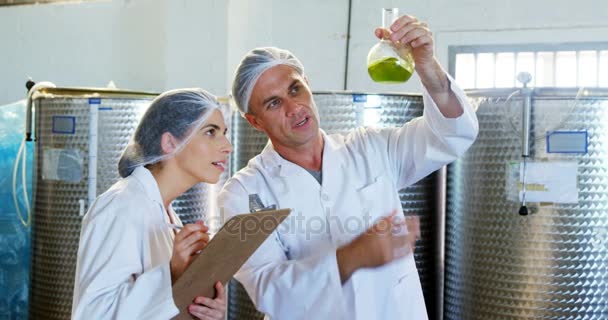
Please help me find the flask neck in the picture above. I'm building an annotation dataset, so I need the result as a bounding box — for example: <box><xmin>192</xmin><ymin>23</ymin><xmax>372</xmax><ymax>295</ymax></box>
<box><xmin>382</xmin><ymin>8</ymin><xmax>399</xmax><ymax>29</ymax></box>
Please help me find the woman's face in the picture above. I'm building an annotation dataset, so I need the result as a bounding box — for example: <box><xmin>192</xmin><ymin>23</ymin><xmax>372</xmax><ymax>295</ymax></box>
<box><xmin>174</xmin><ymin>109</ymin><xmax>232</xmax><ymax>184</ymax></box>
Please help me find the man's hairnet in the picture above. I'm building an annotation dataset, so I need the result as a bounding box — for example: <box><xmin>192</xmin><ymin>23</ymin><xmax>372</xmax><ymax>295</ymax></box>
<box><xmin>118</xmin><ymin>88</ymin><xmax>223</xmax><ymax>178</ymax></box>
<box><xmin>231</xmin><ymin>47</ymin><xmax>305</xmax><ymax>114</ymax></box>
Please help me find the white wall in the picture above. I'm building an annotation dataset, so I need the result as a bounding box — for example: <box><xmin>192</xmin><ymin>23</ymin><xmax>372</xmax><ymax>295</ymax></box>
<box><xmin>226</xmin><ymin>0</ymin><xmax>349</xmax><ymax>93</ymax></box>
<box><xmin>347</xmin><ymin>0</ymin><xmax>608</xmax><ymax>93</ymax></box>
<box><xmin>164</xmin><ymin>0</ymin><xmax>228</xmax><ymax>94</ymax></box>
<box><xmin>2</xmin><ymin>1</ymin><xmax>123</xmax><ymax>103</ymax></box>
<box><xmin>1</xmin><ymin>0</ymin><xmax>607</xmax><ymax>105</ymax></box>
<box><xmin>0</xmin><ymin>0</ymin><xmax>227</xmax><ymax>104</ymax></box>
<box><xmin>431</xmin><ymin>0</ymin><xmax>608</xmax><ymax>75</ymax></box>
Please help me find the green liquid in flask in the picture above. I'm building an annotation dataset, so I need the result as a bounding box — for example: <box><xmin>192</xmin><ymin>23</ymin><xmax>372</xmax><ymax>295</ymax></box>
<box><xmin>367</xmin><ymin>57</ymin><xmax>413</xmax><ymax>83</ymax></box>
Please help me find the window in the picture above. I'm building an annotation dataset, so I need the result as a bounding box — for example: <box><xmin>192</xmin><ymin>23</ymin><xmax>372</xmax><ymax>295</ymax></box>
<box><xmin>449</xmin><ymin>43</ymin><xmax>608</xmax><ymax>89</ymax></box>
<box><xmin>0</xmin><ymin>0</ymin><xmax>85</xmax><ymax>5</ymax></box>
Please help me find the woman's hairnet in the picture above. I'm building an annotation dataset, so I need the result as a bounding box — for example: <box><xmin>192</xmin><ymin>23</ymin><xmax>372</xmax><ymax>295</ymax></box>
<box><xmin>231</xmin><ymin>47</ymin><xmax>305</xmax><ymax>114</ymax></box>
<box><xmin>118</xmin><ymin>88</ymin><xmax>222</xmax><ymax>178</ymax></box>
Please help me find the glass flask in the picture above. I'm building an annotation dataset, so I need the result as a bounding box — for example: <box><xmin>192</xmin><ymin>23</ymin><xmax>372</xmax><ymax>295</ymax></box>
<box><xmin>367</xmin><ymin>8</ymin><xmax>415</xmax><ymax>84</ymax></box>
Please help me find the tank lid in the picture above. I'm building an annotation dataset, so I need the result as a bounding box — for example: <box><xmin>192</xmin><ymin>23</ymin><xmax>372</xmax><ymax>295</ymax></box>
<box><xmin>465</xmin><ymin>87</ymin><xmax>608</xmax><ymax>98</ymax></box>
<box><xmin>34</xmin><ymin>87</ymin><xmax>159</xmax><ymax>99</ymax></box>
<box><xmin>313</xmin><ymin>90</ymin><xmax>422</xmax><ymax>98</ymax></box>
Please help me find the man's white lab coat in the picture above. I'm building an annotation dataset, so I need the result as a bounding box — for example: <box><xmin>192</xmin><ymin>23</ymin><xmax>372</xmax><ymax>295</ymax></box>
<box><xmin>218</xmin><ymin>79</ymin><xmax>479</xmax><ymax>319</ymax></box>
<box><xmin>72</xmin><ymin>166</ymin><xmax>180</xmax><ymax>319</ymax></box>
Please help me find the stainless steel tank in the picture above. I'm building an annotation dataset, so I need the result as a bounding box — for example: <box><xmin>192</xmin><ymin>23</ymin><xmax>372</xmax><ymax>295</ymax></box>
<box><xmin>228</xmin><ymin>92</ymin><xmax>443</xmax><ymax>320</ymax></box>
<box><xmin>445</xmin><ymin>88</ymin><xmax>608</xmax><ymax>319</ymax></box>
<box><xmin>28</xmin><ymin>88</ymin><xmax>228</xmax><ymax>319</ymax></box>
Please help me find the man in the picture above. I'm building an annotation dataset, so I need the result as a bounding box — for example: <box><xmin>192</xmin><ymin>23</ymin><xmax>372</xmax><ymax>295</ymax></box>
<box><xmin>218</xmin><ymin>15</ymin><xmax>478</xmax><ymax>319</ymax></box>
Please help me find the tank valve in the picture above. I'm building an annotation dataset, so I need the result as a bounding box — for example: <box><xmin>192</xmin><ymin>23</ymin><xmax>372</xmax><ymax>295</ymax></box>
<box><xmin>517</xmin><ymin>72</ymin><xmax>532</xmax><ymax>216</ymax></box>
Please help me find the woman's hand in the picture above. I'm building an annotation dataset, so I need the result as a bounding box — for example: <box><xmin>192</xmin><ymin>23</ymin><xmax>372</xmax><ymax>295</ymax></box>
<box><xmin>170</xmin><ymin>221</ymin><xmax>210</xmax><ymax>283</ymax></box>
<box><xmin>188</xmin><ymin>281</ymin><xmax>227</xmax><ymax>320</ymax></box>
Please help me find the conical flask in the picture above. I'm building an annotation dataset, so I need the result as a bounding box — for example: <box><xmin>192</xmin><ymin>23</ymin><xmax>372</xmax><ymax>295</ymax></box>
<box><xmin>367</xmin><ymin>8</ymin><xmax>415</xmax><ymax>83</ymax></box>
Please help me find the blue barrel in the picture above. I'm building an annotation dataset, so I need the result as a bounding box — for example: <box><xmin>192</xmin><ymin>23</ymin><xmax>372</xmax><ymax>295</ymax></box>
<box><xmin>0</xmin><ymin>99</ymin><xmax>33</xmax><ymax>320</ymax></box>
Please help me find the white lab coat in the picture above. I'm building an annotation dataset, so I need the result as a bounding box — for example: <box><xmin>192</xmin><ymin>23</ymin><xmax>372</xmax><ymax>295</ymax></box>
<box><xmin>218</xmin><ymin>77</ymin><xmax>479</xmax><ymax>320</ymax></box>
<box><xmin>72</xmin><ymin>166</ymin><xmax>181</xmax><ymax>319</ymax></box>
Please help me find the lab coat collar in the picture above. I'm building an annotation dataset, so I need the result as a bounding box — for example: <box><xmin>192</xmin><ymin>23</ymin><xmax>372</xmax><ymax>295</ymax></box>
<box><xmin>131</xmin><ymin>166</ymin><xmax>165</xmax><ymax>207</ymax></box>
<box><xmin>130</xmin><ymin>166</ymin><xmax>181</xmax><ymax>228</ymax></box>
<box><xmin>258</xmin><ymin>130</ymin><xmax>346</xmax><ymax>177</ymax></box>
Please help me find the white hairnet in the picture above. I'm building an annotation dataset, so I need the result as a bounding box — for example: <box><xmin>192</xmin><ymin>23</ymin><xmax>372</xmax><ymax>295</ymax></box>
<box><xmin>232</xmin><ymin>47</ymin><xmax>305</xmax><ymax>114</ymax></box>
<box><xmin>118</xmin><ymin>88</ymin><xmax>222</xmax><ymax>178</ymax></box>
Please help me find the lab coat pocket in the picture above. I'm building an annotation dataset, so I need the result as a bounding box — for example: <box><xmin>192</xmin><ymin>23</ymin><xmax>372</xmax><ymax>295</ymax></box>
<box><xmin>389</xmin><ymin>270</ymin><xmax>428</xmax><ymax>319</ymax></box>
<box><xmin>356</xmin><ymin>174</ymin><xmax>391</xmax><ymax>221</ymax></box>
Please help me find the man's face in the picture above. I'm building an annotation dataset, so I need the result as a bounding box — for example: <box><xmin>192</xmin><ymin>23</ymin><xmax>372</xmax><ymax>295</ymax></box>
<box><xmin>245</xmin><ymin>64</ymin><xmax>320</xmax><ymax>150</ymax></box>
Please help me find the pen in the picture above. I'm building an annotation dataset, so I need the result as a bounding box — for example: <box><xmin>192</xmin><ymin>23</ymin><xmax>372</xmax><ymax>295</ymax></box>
<box><xmin>167</xmin><ymin>223</ymin><xmax>183</xmax><ymax>231</ymax></box>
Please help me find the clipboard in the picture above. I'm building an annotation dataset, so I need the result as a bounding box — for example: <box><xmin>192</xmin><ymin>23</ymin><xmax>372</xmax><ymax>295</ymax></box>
<box><xmin>172</xmin><ymin>208</ymin><xmax>291</xmax><ymax>319</ymax></box>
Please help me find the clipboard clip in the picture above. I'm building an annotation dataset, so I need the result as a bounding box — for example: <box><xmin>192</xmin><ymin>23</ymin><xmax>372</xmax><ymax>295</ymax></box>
<box><xmin>249</xmin><ymin>194</ymin><xmax>277</xmax><ymax>213</ymax></box>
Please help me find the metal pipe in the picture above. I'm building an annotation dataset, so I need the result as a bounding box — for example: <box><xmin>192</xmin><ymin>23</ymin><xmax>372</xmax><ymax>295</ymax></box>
<box><xmin>517</xmin><ymin>72</ymin><xmax>532</xmax><ymax>216</ymax></box>
<box><xmin>435</xmin><ymin>166</ymin><xmax>447</xmax><ymax>320</ymax></box>
<box><xmin>521</xmin><ymin>87</ymin><xmax>532</xmax><ymax>157</ymax></box>
<box><xmin>88</xmin><ymin>99</ymin><xmax>100</xmax><ymax>208</ymax></box>
<box><xmin>343</xmin><ymin>0</ymin><xmax>353</xmax><ymax>90</ymax></box>
<box><xmin>517</xmin><ymin>71</ymin><xmax>533</xmax><ymax>158</ymax></box>
<box><xmin>25</xmin><ymin>80</ymin><xmax>35</xmax><ymax>141</ymax></box>
<box><xmin>25</xmin><ymin>81</ymin><xmax>57</xmax><ymax>141</ymax></box>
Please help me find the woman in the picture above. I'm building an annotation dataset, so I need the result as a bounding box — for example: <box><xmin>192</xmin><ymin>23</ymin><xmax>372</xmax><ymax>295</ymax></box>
<box><xmin>72</xmin><ymin>88</ymin><xmax>232</xmax><ymax>319</ymax></box>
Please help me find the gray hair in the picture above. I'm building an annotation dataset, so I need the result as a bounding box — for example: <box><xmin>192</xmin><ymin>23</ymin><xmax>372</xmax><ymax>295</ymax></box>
<box><xmin>231</xmin><ymin>47</ymin><xmax>305</xmax><ymax>114</ymax></box>
<box><xmin>118</xmin><ymin>88</ymin><xmax>221</xmax><ymax>178</ymax></box>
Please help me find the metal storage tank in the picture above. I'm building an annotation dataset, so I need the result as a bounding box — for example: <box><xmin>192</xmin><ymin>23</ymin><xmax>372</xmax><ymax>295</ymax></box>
<box><xmin>445</xmin><ymin>88</ymin><xmax>608</xmax><ymax>319</ymax></box>
<box><xmin>228</xmin><ymin>92</ymin><xmax>444</xmax><ymax>320</ymax></box>
<box><xmin>28</xmin><ymin>87</ymin><xmax>228</xmax><ymax>319</ymax></box>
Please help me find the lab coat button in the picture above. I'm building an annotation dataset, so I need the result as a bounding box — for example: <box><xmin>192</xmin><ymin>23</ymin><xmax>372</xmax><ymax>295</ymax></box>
<box><xmin>321</xmin><ymin>193</ymin><xmax>330</xmax><ymax>201</ymax></box>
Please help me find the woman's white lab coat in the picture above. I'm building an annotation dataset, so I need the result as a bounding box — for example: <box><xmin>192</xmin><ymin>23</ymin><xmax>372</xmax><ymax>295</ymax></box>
<box><xmin>72</xmin><ymin>166</ymin><xmax>181</xmax><ymax>319</ymax></box>
<box><xmin>218</xmin><ymin>78</ymin><xmax>479</xmax><ymax>320</ymax></box>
